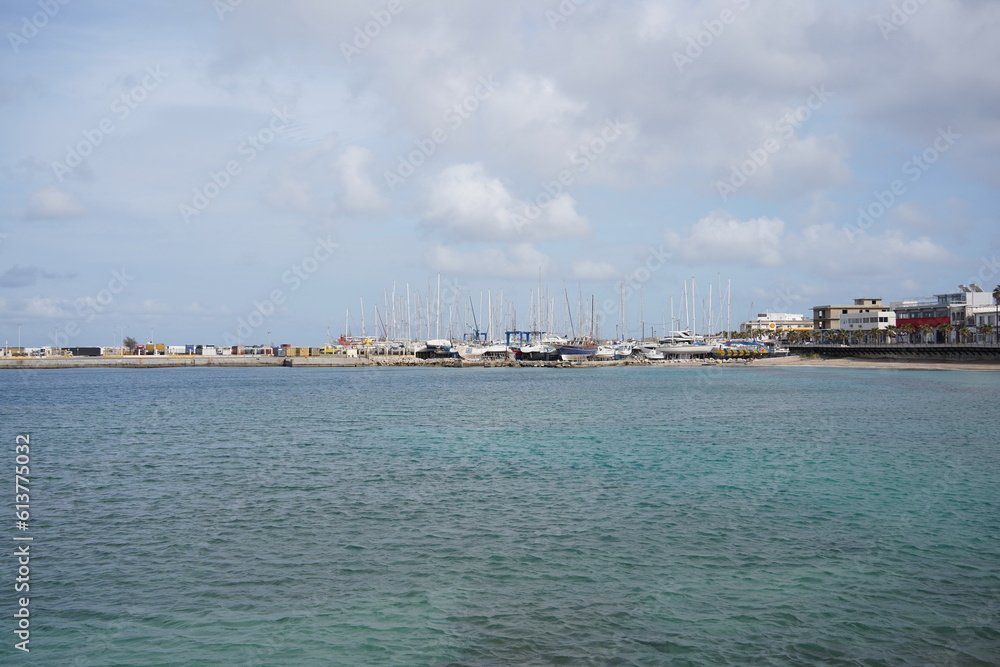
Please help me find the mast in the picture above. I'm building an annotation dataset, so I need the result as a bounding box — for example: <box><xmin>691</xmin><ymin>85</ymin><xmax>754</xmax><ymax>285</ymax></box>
<box><xmin>590</xmin><ymin>294</ymin><xmax>595</xmax><ymax>339</ymax></box>
<box><xmin>709</xmin><ymin>283</ymin><xmax>713</xmax><ymax>337</ymax></box>
<box><xmin>727</xmin><ymin>278</ymin><xmax>732</xmax><ymax>336</ymax></box>
<box><xmin>691</xmin><ymin>276</ymin><xmax>697</xmax><ymax>337</ymax></box>
<box><xmin>435</xmin><ymin>273</ymin><xmax>441</xmax><ymax>339</ymax></box>
<box><xmin>620</xmin><ymin>282</ymin><xmax>626</xmax><ymax>341</ymax></box>
<box><xmin>564</xmin><ymin>282</ymin><xmax>576</xmax><ymax>337</ymax></box>
<box><xmin>682</xmin><ymin>280</ymin><xmax>689</xmax><ymax>332</ymax></box>
<box><xmin>360</xmin><ymin>297</ymin><xmax>366</xmax><ymax>337</ymax></box>
<box><xmin>640</xmin><ymin>285</ymin><xmax>645</xmax><ymax>340</ymax></box>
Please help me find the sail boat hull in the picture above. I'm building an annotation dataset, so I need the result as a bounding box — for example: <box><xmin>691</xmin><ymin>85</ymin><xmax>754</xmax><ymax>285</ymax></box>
<box><xmin>557</xmin><ymin>344</ymin><xmax>597</xmax><ymax>361</ymax></box>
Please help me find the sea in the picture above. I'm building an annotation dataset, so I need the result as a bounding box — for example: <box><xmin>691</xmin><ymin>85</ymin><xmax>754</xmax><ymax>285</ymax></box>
<box><xmin>2</xmin><ymin>365</ymin><xmax>999</xmax><ymax>666</ymax></box>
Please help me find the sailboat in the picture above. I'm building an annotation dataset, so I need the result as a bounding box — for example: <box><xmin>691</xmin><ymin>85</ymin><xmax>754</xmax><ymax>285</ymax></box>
<box><xmin>655</xmin><ymin>330</ymin><xmax>713</xmax><ymax>358</ymax></box>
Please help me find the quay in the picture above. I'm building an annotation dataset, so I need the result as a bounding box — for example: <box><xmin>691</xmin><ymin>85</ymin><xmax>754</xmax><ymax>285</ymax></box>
<box><xmin>788</xmin><ymin>343</ymin><xmax>1000</xmax><ymax>363</ymax></box>
<box><xmin>0</xmin><ymin>355</ymin><xmax>743</xmax><ymax>370</ymax></box>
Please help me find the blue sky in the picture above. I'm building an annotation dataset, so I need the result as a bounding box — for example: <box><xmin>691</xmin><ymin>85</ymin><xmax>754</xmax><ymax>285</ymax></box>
<box><xmin>2</xmin><ymin>0</ymin><xmax>998</xmax><ymax>347</ymax></box>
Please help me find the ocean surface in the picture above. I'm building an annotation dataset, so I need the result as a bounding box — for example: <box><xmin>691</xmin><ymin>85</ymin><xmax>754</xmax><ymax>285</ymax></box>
<box><xmin>2</xmin><ymin>365</ymin><xmax>999</xmax><ymax>666</ymax></box>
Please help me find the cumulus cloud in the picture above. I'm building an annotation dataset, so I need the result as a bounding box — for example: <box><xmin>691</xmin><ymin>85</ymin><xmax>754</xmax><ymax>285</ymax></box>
<box><xmin>572</xmin><ymin>259</ymin><xmax>618</xmax><ymax>281</ymax></box>
<box><xmin>666</xmin><ymin>212</ymin><xmax>786</xmax><ymax>267</ymax></box>
<box><xmin>25</xmin><ymin>187</ymin><xmax>86</xmax><ymax>220</ymax></box>
<box><xmin>334</xmin><ymin>145</ymin><xmax>386</xmax><ymax>214</ymax></box>
<box><xmin>22</xmin><ymin>296</ymin><xmax>73</xmax><ymax>319</ymax></box>
<box><xmin>665</xmin><ymin>211</ymin><xmax>955</xmax><ymax>275</ymax></box>
<box><xmin>422</xmin><ymin>162</ymin><xmax>590</xmax><ymax>241</ymax></box>
<box><xmin>0</xmin><ymin>265</ymin><xmax>76</xmax><ymax>288</ymax></box>
<box><xmin>263</xmin><ymin>174</ymin><xmax>314</xmax><ymax>214</ymax></box>
<box><xmin>427</xmin><ymin>243</ymin><xmax>550</xmax><ymax>279</ymax></box>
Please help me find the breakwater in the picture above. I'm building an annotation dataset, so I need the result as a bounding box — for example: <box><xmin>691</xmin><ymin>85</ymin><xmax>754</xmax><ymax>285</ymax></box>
<box><xmin>0</xmin><ymin>355</ymin><xmax>744</xmax><ymax>370</ymax></box>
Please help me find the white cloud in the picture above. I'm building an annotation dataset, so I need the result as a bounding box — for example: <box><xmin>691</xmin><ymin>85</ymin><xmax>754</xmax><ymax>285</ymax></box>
<box><xmin>334</xmin><ymin>145</ymin><xmax>386</xmax><ymax>214</ymax></box>
<box><xmin>666</xmin><ymin>212</ymin><xmax>955</xmax><ymax>276</ymax></box>
<box><xmin>666</xmin><ymin>212</ymin><xmax>786</xmax><ymax>267</ymax></box>
<box><xmin>427</xmin><ymin>243</ymin><xmax>550</xmax><ymax>279</ymax></box>
<box><xmin>264</xmin><ymin>174</ymin><xmax>314</xmax><ymax>214</ymax></box>
<box><xmin>22</xmin><ymin>296</ymin><xmax>73</xmax><ymax>319</ymax></box>
<box><xmin>572</xmin><ymin>259</ymin><xmax>618</xmax><ymax>281</ymax></box>
<box><xmin>422</xmin><ymin>162</ymin><xmax>590</xmax><ymax>241</ymax></box>
<box><xmin>25</xmin><ymin>187</ymin><xmax>86</xmax><ymax>220</ymax></box>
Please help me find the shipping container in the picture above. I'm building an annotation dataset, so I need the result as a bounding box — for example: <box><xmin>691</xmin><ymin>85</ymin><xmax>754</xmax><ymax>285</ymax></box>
<box><xmin>65</xmin><ymin>347</ymin><xmax>102</xmax><ymax>357</ymax></box>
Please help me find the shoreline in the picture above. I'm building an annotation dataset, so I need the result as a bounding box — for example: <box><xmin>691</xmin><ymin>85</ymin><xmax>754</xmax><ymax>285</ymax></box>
<box><xmin>2</xmin><ymin>353</ymin><xmax>999</xmax><ymax>371</ymax></box>
<box><xmin>751</xmin><ymin>355</ymin><xmax>1000</xmax><ymax>372</ymax></box>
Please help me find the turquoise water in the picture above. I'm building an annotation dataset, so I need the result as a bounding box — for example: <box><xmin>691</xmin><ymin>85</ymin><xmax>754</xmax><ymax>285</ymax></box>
<box><xmin>3</xmin><ymin>365</ymin><xmax>999</xmax><ymax>665</ymax></box>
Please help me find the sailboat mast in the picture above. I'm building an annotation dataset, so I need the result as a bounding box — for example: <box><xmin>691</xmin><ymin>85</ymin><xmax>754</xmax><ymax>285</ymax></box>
<box><xmin>564</xmin><ymin>282</ymin><xmax>576</xmax><ymax>338</ymax></box>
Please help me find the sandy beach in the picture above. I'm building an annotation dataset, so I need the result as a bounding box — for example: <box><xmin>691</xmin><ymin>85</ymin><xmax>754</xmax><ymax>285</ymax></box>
<box><xmin>752</xmin><ymin>355</ymin><xmax>1000</xmax><ymax>372</ymax></box>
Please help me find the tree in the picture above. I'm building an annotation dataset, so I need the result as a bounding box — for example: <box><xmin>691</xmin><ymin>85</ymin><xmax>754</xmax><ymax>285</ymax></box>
<box><xmin>979</xmin><ymin>323</ymin><xmax>994</xmax><ymax>344</ymax></box>
<box><xmin>918</xmin><ymin>324</ymin><xmax>934</xmax><ymax>343</ymax></box>
<box><xmin>994</xmin><ymin>285</ymin><xmax>1000</xmax><ymax>344</ymax></box>
<box><xmin>937</xmin><ymin>322</ymin><xmax>953</xmax><ymax>344</ymax></box>
<box><xmin>900</xmin><ymin>324</ymin><xmax>916</xmax><ymax>344</ymax></box>
<box><xmin>123</xmin><ymin>336</ymin><xmax>137</xmax><ymax>352</ymax></box>
<box><xmin>958</xmin><ymin>327</ymin><xmax>972</xmax><ymax>344</ymax></box>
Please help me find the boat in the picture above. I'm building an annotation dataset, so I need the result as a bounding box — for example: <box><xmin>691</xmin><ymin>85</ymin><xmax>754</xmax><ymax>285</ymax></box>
<box><xmin>711</xmin><ymin>340</ymin><xmax>771</xmax><ymax>360</ymax></box>
<box><xmin>655</xmin><ymin>331</ymin><xmax>713</xmax><ymax>358</ymax></box>
<box><xmin>635</xmin><ymin>340</ymin><xmax>664</xmax><ymax>360</ymax></box>
<box><xmin>511</xmin><ymin>333</ymin><xmax>565</xmax><ymax>361</ymax></box>
<box><xmin>556</xmin><ymin>337</ymin><xmax>598</xmax><ymax>361</ymax></box>
<box><xmin>416</xmin><ymin>339</ymin><xmax>455</xmax><ymax>359</ymax></box>
<box><xmin>596</xmin><ymin>341</ymin><xmax>635</xmax><ymax>360</ymax></box>
<box><xmin>456</xmin><ymin>342</ymin><xmax>510</xmax><ymax>360</ymax></box>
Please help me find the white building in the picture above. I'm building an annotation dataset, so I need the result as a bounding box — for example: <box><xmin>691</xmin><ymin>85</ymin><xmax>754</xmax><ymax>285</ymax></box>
<box><xmin>740</xmin><ymin>313</ymin><xmax>813</xmax><ymax>333</ymax></box>
<box><xmin>841</xmin><ymin>311</ymin><xmax>896</xmax><ymax>330</ymax></box>
<box><xmin>970</xmin><ymin>304</ymin><xmax>1000</xmax><ymax>328</ymax></box>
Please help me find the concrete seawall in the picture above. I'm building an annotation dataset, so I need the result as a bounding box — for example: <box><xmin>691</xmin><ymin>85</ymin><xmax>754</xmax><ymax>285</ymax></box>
<box><xmin>0</xmin><ymin>356</ymin><xmax>287</xmax><ymax>369</ymax></box>
<box><xmin>788</xmin><ymin>344</ymin><xmax>1000</xmax><ymax>363</ymax></box>
<box><xmin>0</xmin><ymin>355</ymin><xmax>723</xmax><ymax>370</ymax></box>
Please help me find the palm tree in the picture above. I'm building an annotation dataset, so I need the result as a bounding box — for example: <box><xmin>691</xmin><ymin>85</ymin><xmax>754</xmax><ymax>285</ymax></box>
<box><xmin>993</xmin><ymin>285</ymin><xmax>1000</xmax><ymax>344</ymax></box>
<box><xmin>918</xmin><ymin>324</ymin><xmax>934</xmax><ymax>344</ymax></box>
<box><xmin>979</xmin><ymin>323</ymin><xmax>994</xmax><ymax>345</ymax></box>
<box><xmin>899</xmin><ymin>324</ymin><xmax>916</xmax><ymax>344</ymax></box>
<box><xmin>937</xmin><ymin>322</ymin><xmax>953</xmax><ymax>344</ymax></box>
<box><xmin>958</xmin><ymin>327</ymin><xmax>972</xmax><ymax>344</ymax></box>
<box><xmin>885</xmin><ymin>325</ymin><xmax>898</xmax><ymax>344</ymax></box>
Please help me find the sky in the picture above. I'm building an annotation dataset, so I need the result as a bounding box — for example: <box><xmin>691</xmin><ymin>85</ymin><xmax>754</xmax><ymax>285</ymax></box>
<box><xmin>1</xmin><ymin>0</ymin><xmax>999</xmax><ymax>347</ymax></box>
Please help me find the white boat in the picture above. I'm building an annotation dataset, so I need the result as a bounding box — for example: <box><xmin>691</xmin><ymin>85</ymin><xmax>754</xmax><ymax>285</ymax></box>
<box><xmin>655</xmin><ymin>331</ymin><xmax>713</xmax><ymax>357</ymax></box>
<box><xmin>614</xmin><ymin>342</ymin><xmax>635</xmax><ymax>359</ymax></box>
<box><xmin>595</xmin><ymin>345</ymin><xmax>616</xmax><ymax>359</ymax></box>
<box><xmin>456</xmin><ymin>342</ymin><xmax>509</xmax><ymax>360</ymax></box>
<box><xmin>635</xmin><ymin>340</ymin><xmax>664</xmax><ymax>360</ymax></box>
<box><xmin>596</xmin><ymin>342</ymin><xmax>635</xmax><ymax>360</ymax></box>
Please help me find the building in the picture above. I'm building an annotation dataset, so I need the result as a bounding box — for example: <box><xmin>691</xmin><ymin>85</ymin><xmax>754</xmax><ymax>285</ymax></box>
<box><xmin>740</xmin><ymin>313</ymin><xmax>813</xmax><ymax>334</ymax></box>
<box><xmin>840</xmin><ymin>311</ymin><xmax>896</xmax><ymax>330</ymax></box>
<box><xmin>970</xmin><ymin>304</ymin><xmax>1000</xmax><ymax>328</ymax></box>
<box><xmin>812</xmin><ymin>298</ymin><xmax>889</xmax><ymax>330</ymax></box>
<box><xmin>891</xmin><ymin>284</ymin><xmax>994</xmax><ymax>329</ymax></box>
